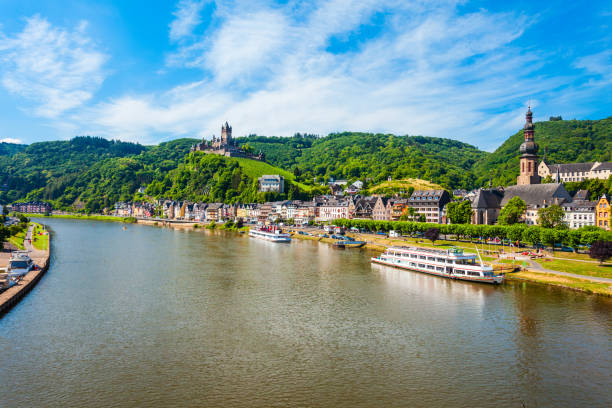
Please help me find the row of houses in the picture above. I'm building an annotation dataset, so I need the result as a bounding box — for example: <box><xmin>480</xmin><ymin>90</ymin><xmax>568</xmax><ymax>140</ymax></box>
<box><xmin>112</xmin><ymin>190</ymin><xmax>452</xmax><ymax>224</ymax></box>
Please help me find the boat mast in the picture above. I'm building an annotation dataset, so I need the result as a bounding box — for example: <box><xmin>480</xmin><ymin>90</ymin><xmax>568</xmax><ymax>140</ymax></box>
<box><xmin>474</xmin><ymin>245</ymin><xmax>484</xmax><ymax>267</ymax></box>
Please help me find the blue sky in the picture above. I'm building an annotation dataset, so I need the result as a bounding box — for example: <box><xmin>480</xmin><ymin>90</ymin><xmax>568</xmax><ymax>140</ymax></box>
<box><xmin>0</xmin><ymin>0</ymin><xmax>610</xmax><ymax>151</ymax></box>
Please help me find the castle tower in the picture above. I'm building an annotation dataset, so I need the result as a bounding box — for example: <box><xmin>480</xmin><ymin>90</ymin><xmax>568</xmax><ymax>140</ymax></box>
<box><xmin>221</xmin><ymin>122</ymin><xmax>232</xmax><ymax>144</ymax></box>
<box><xmin>517</xmin><ymin>107</ymin><xmax>541</xmax><ymax>185</ymax></box>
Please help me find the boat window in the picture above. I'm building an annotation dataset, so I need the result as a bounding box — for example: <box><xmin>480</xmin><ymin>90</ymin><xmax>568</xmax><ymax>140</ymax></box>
<box><xmin>427</xmin><ymin>256</ymin><xmax>434</xmax><ymax>261</ymax></box>
<box><xmin>436</xmin><ymin>267</ymin><xmax>444</xmax><ymax>272</ymax></box>
<box><xmin>436</xmin><ymin>258</ymin><xmax>445</xmax><ymax>263</ymax></box>
<box><xmin>9</xmin><ymin>261</ymin><xmax>29</xmax><ymax>269</ymax></box>
<box><xmin>426</xmin><ymin>265</ymin><xmax>435</xmax><ymax>270</ymax></box>
<box><xmin>483</xmin><ymin>272</ymin><xmax>493</xmax><ymax>277</ymax></box>
<box><xmin>410</xmin><ymin>254</ymin><xmax>417</xmax><ymax>258</ymax></box>
<box><xmin>402</xmin><ymin>253</ymin><xmax>410</xmax><ymax>257</ymax></box>
<box><xmin>418</xmin><ymin>264</ymin><xmax>425</xmax><ymax>268</ymax></box>
<box><xmin>454</xmin><ymin>269</ymin><xmax>465</xmax><ymax>275</ymax></box>
<box><xmin>468</xmin><ymin>271</ymin><xmax>480</xmax><ymax>277</ymax></box>
<box><xmin>410</xmin><ymin>262</ymin><xmax>416</xmax><ymax>267</ymax></box>
<box><xmin>419</xmin><ymin>255</ymin><xmax>426</xmax><ymax>260</ymax></box>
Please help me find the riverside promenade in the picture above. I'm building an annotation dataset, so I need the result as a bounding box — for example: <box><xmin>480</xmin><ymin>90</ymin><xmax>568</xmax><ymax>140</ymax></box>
<box><xmin>0</xmin><ymin>224</ymin><xmax>50</xmax><ymax>317</ymax></box>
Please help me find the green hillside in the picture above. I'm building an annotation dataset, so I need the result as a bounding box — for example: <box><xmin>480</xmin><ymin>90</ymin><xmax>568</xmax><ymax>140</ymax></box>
<box><xmin>1</xmin><ymin>137</ymin><xmax>196</xmax><ymax>212</ymax></box>
<box><xmin>473</xmin><ymin>117</ymin><xmax>612</xmax><ymax>186</ymax></box>
<box><xmin>145</xmin><ymin>152</ymin><xmax>315</xmax><ymax>204</ymax></box>
<box><xmin>236</xmin><ymin>132</ymin><xmax>487</xmax><ymax>189</ymax></box>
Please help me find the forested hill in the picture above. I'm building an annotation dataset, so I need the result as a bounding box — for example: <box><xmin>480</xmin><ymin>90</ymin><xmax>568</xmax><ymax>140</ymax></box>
<box><xmin>473</xmin><ymin>117</ymin><xmax>612</xmax><ymax>186</ymax></box>
<box><xmin>2</xmin><ymin>116</ymin><xmax>611</xmax><ymax>211</ymax></box>
<box><xmin>235</xmin><ymin>132</ymin><xmax>487</xmax><ymax>189</ymax></box>
<box><xmin>0</xmin><ymin>142</ymin><xmax>26</xmax><ymax>156</ymax></box>
<box><xmin>0</xmin><ymin>137</ymin><xmax>196</xmax><ymax>211</ymax></box>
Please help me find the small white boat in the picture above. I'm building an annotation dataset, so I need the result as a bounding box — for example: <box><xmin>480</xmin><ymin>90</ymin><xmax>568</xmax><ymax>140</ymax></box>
<box><xmin>249</xmin><ymin>226</ymin><xmax>291</xmax><ymax>243</ymax></box>
<box><xmin>7</xmin><ymin>251</ymin><xmax>35</xmax><ymax>278</ymax></box>
<box><xmin>371</xmin><ymin>246</ymin><xmax>503</xmax><ymax>284</ymax></box>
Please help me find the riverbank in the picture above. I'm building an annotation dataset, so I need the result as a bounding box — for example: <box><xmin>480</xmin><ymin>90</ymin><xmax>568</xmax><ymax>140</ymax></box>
<box><xmin>289</xmin><ymin>227</ymin><xmax>612</xmax><ymax>297</ymax></box>
<box><xmin>0</xmin><ymin>223</ymin><xmax>51</xmax><ymax>316</ymax></box>
<box><xmin>22</xmin><ymin>213</ymin><xmax>136</xmax><ymax>223</ymax></box>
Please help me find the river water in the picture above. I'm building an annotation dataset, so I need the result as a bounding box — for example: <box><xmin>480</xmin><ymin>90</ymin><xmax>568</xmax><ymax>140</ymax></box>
<box><xmin>1</xmin><ymin>219</ymin><xmax>611</xmax><ymax>407</ymax></box>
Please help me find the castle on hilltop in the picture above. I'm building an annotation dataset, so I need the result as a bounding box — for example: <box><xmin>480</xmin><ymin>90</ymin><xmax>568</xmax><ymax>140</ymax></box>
<box><xmin>191</xmin><ymin>122</ymin><xmax>265</xmax><ymax>160</ymax></box>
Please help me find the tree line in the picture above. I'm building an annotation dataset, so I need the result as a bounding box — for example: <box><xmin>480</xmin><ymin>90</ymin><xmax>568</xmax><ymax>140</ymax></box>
<box><xmin>332</xmin><ymin>218</ymin><xmax>612</xmax><ymax>250</ymax></box>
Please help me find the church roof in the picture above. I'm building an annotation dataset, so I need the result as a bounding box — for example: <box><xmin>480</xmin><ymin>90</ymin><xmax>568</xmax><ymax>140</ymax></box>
<box><xmin>470</xmin><ymin>189</ymin><xmax>503</xmax><ymax>209</ymax></box>
<box><xmin>501</xmin><ymin>183</ymin><xmax>571</xmax><ymax>207</ymax></box>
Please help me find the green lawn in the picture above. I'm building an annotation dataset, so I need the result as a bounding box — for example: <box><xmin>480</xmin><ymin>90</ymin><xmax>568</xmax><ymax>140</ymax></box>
<box><xmin>31</xmin><ymin>223</ymin><xmax>49</xmax><ymax>251</ymax></box>
<box><xmin>535</xmin><ymin>258</ymin><xmax>612</xmax><ymax>280</ymax></box>
<box><xmin>508</xmin><ymin>271</ymin><xmax>612</xmax><ymax>297</ymax></box>
<box><xmin>9</xmin><ymin>229</ymin><xmax>26</xmax><ymax>250</ymax></box>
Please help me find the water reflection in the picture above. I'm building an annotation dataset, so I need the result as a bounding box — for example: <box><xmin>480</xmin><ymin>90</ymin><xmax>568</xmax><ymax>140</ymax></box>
<box><xmin>0</xmin><ymin>219</ymin><xmax>610</xmax><ymax>408</ymax></box>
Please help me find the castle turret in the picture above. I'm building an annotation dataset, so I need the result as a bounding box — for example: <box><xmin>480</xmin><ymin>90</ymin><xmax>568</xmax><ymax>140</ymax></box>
<box><xmin>221</xmin><ymin>122</ymin><xmax>232</xmax><ymax>144</ymax></box>
<box><xmin>517</xmin><ymin>107</ymin><xmax>541</xmax><ymax>185</ymax></box>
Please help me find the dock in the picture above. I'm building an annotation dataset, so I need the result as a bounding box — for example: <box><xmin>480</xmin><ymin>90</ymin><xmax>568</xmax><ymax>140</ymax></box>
<box><xmin>0</xmin><ymin>224</ymin><xmax>50</xmax><ymax>317</ymax></box>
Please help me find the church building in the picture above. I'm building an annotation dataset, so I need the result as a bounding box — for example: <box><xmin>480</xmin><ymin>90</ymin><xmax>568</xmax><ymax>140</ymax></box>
<box><xmin>471</xmin><ymin>107</ymin><xmax>574</xmax><ymax>225</ymax></box>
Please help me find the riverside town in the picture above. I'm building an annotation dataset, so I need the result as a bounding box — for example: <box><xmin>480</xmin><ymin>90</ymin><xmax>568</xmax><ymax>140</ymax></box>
<box><xmin>1</xmin><ymin>2</ymin><xmax>612</xmax><ymax>407</ymax></box>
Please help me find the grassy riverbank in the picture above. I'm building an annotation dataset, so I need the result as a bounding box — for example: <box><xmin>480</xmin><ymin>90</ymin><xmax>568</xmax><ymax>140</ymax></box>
<box><xmin>291</xmin><ymin>228</ymin><xmax>612</xmax><ymax>296</ymax></box>
<box><xmin>8</xmin><ymin>228</ymin><xmax>26</xmax><ymax>250</ymax></box>
<box><xmin>506</xmin><ymin>271</ymin><xmax>612</xmax><ymax>297</ymax></box>
<box><xmin>31</xmin><ymin>223</ymin><xmax>49</xmax><ymax>251</ymax></box>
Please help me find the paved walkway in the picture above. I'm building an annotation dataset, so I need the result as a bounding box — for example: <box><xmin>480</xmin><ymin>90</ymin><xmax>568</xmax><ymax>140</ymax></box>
<box><xmin>526</xmin><ymin>259</ymin><xmax>612</xmax><ymax>284</ymax></box>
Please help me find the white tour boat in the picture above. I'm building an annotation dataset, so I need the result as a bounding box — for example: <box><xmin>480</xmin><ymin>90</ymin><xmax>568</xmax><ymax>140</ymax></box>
<box><xmin>249</xmin><ymin>226</ymin><xmax>292</xmax><ymax>243</ymax></box>
<box><xmin>371</xmin><ymin>246</ymin><xmax>503</xmax><ymax>284</ymax></box>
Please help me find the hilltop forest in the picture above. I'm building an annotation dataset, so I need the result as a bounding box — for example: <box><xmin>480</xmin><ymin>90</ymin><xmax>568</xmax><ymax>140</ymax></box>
<box><xmin>0</xmin><ymin>115</ymin><xmax>610</xmax><ymax>212</ymax></box>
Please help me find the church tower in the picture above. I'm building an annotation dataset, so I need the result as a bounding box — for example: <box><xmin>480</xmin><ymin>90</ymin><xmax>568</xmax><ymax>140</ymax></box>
<box><xmin>221</xmin><ymin>122</ymin><xmax>232</xmax><ymax>144</ymax></box>
<box><xmin>517</xmin><ymin>107</ymin><xmax>541</xmax><ymax>185</ymax></box>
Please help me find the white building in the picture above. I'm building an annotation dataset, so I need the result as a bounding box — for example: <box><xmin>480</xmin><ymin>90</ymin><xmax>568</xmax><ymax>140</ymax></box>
<box><xmin>562</xmin><ymin>200</ymin><xmax>596</xmax><ymax>229</ymax></box>
<box><xmin>538</xmin><ymin>161</ymin><xmax>612</xmax><ymax>182</ymax></box>
<box><xmin>258</xmin><ymin>175</ymin><xmax>285</xmax><ymax>193</ymax></box>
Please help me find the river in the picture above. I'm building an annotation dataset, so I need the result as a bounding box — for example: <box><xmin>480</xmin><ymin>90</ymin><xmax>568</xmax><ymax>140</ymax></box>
<box><xmin>1</xmin><ymin>219</ymin><xmax>611</xmax><ymax>407</ymax></box>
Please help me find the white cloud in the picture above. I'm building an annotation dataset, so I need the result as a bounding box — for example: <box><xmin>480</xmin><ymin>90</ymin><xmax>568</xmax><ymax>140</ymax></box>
<box><xmin>65</xmin><ymin>1</ymin><xmax>610</xmax><ymax>150</ymax></box>
<box><xmin>169</xmin><ymin>0</ymin><xmax>208</xmax><ymax>41</ymax></box>
<box><xmin>0</xmin><ymin>15</ymin><xmax>107</xmax><ymax>118</ymax></box>
<box><xmin>0</xmin><ymin>138</ymin><xmax>23</xmax><ymax>144</ymax></box>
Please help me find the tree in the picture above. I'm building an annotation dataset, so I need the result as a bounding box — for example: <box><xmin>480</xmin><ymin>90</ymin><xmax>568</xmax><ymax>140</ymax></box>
<box><xmin>537</xmin><ymin>204</ymin><xmax>565</xmax><ymax>228</ymax></box>
<box><xmin>498</xmin><ymin>197</ymin><xmax>526</xmax><ymax>225</ymax></box>
<box><xmin>424</xmin><ymin>228</ymin><xmax>440</xmax><ymax>245</ymax></box>
<box><xmin>446</xmin><ymin>200</ymin><xmax>472</xmax><ymax>224</ymax></box>
<box><xmin>507</xmin><ymin>224</ymin><xmax>525</xmax><ymax>245</ymax></box>
<box><xmin>522</xmin><ymin>226</ymin><xmax>541</xmax><ymax>247</ymax></box>
<box><xmin>589</xmin><ymin>240</ymin><xmax>612</xmax><ymax>264</ymax></box>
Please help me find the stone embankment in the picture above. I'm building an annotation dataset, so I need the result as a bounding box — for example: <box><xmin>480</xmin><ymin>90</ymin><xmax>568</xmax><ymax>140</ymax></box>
<box><xmin>0</xmin><ymin>224</ymin><xmax>50</xmax><ymax>317</ymax></box>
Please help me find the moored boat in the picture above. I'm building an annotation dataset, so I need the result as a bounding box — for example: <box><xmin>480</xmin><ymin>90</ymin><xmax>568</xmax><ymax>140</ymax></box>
<box><xmin>334</xmin><ymin>240</ymin><xmax>366</xmax><ymax>248</ymax></box>
<box><xmin>371</xmin><ymin>246</ymin><xmax>503</xmax><ymax>284</ymax></box>
<box><xmin>0</xmin><ymin>271</ymin><xmax>17</xmax><ymax>291</ymax></box>
<box><xmin>7</xmin><ymin>251</ymin><xmax>35</xmax><ymax>278</ymax></box>
<box><xmin>249</xmin><ymin>226</ymin><xmax>291</xmax><ymax>243</ymax></box>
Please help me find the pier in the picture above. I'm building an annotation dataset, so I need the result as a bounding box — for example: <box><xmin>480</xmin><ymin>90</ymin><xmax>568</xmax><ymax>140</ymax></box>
<box><xmin>0</xmin><ymin>224</ymin><xmax>50</xmax><ymax>317</ymax></box>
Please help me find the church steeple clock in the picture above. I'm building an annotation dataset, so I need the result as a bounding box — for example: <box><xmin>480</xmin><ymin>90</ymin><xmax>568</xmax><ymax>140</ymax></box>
<box><xmin>517</xmin><ymin>107</ymin><xmax>541</xmax><ymax>185</ymax></box>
